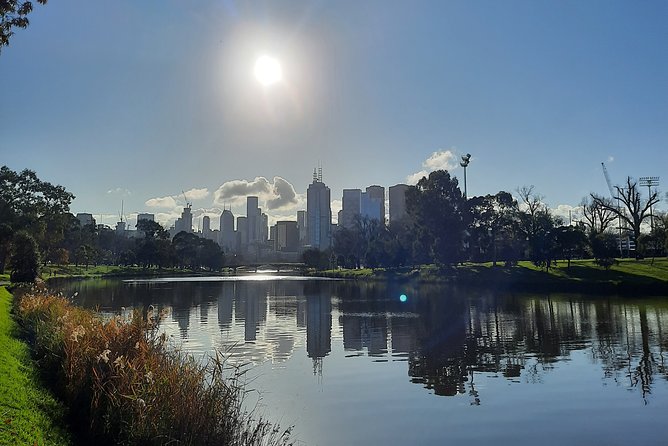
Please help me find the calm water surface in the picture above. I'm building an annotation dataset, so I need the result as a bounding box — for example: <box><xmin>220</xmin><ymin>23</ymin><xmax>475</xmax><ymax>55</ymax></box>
<box><xmin>53</xmin><ymin>275</ymin><xmax>668</xmax><ymax>446</ymax></box>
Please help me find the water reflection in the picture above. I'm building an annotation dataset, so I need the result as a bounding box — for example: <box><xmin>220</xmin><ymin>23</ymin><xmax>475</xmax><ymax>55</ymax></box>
<box><xmin>53</xmin><ymin>277</ymin><xmax>668</xmax><ymax>403</ymax></box>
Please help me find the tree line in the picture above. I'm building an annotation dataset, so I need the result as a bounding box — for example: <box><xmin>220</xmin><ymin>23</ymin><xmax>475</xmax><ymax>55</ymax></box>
<box><xmin>0</xmin><ymin>166</ymin><xmax>225</xmax><ymax>281</ymax></box>
<box><xmin>306</xmin><ymin>170</ymin><xmax>665</xmax><ymax>270</ymax></box>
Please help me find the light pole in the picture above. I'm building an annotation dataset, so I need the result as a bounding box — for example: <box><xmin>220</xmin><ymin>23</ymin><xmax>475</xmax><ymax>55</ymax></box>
<box><xmin>460</xmin><ymin>153</ymin><xmax>471</xmax><ymax>199</ymax></box>
<box><xmin>639</xmin><ymin>176</ymin><xmax>660</xmax><ymax>232</ymax></box>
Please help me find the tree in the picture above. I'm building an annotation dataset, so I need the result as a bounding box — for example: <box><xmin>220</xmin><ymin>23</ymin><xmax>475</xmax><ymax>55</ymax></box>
<box><xmin>553</xmin><ymin>225</ymin><xmax>589</xmax><ymax>268</ymax></box>
<box><xmin>406</xmin><ymin>170</ymin><xmax>468</xmax><ymax>265</ymax></box>
<box><xmin>467</xmin><ymin>191</ymin><xmax>518</xmax><ymax>265</ymax></box>
<box><xmin>590</xmin><ymin>177</ymin><xmax>660</xmax><ymax>257</ymax></box>
<box><xmin>581</xmin><ymin>195</ymin><xmax>617</xmax><ymax>236</ymax></box>
<box><xmin>302</xmin><ymin>248</ymin><xmax>329</xmax><ymax>270</ymax></box>
<box><xmin>8</xmin><ymin>230</ymin><xmax>40</xmax><ymax>282</ymax></box>
<box><xmin>0</xmin><ymin>222</ymin><xmax>13</xmax><ymax>273</ymax></box>
<box><xmin>516</xmin><ymin>186</ymin><xmax>561</xmax><ymax>270</ymax></box>
<box><xmin>1</xmin><ymin>0</ymin><xmax>47</xmax><ymax>51</ymax></box>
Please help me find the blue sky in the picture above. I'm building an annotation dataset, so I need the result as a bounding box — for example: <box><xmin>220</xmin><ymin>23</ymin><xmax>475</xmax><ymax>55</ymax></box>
<box><xmin>1</xmin><ymin>0</ymin><xmax>666</xmax><ymax>228</ymax></box>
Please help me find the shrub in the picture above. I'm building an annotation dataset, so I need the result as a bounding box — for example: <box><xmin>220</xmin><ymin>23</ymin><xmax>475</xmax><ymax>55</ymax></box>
<box><xmin>17</xmin><ymin>288</ymin><xmax>293</xmax><ymax>446</ymax></box>
<box><xmin>9</xmin><ymin>231</ymin><xmax>40</xmax><ymax>282</ymax></box>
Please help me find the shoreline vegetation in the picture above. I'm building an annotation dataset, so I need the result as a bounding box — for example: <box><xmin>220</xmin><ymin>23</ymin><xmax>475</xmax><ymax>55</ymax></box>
<box><xmin>3</xmin><ymin>285</ymin><xmax>294</xmax><ymax>446</ymax></box>
<box><xmin>0</xmin><ymin>287</ymin><xmax>70</xmax><ymax>446</ymax></box>
<box><xmin>37</xmin><ymin>258</ymin><xmax>668</xmax><ymax>296</ymax></box>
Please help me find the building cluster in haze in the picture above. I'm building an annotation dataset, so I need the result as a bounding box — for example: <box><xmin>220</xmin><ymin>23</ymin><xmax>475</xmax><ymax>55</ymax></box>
<box><xmin>76</xmin><ymin>169</ymin><xmax>410</xmax><ymax>262</ymax></box>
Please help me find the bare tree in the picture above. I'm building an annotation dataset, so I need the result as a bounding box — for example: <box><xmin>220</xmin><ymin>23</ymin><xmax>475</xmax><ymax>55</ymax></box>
<box><xmin>580</xmin><ymin>195</ymin><xmax>617</xmax><ymax>235</ymax></box>
<box><xmin>591</xmin><ymin>176</ymin><xmax>660</xmax><ymax>249</ymax></box>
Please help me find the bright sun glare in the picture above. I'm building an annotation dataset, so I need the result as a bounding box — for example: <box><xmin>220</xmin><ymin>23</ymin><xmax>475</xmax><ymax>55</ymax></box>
<box><xmin>254</xmin><ymin>55</ymin><xmax>283</xmax><ymax>86</ymax></box>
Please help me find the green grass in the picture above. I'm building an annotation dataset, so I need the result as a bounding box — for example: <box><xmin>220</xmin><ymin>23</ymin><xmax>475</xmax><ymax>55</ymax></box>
<box><xmin>316</xmin><ymin>258</ymin><xmax>668</xmax><ymax>294</ymax></box>
<box><xmin>40</xmin><ymin>264</ymin><xmax>194</xmax><ymax>280</ymax></box>
<box><xmin>0</xmin><ymin>287</ymin><xmax>71</xmax><ymax>446</ymax></box>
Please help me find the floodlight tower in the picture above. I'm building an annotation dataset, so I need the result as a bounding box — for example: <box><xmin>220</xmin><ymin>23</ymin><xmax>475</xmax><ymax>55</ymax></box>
<box><xmin>639</xmin><ymin>176</ymin><xmax>660</xmax><ymax>231</ymax></box>
<box><xmin>460</xmin><ymin>153</ymin><xmax>472</xmax><ymax>200</ymax></box>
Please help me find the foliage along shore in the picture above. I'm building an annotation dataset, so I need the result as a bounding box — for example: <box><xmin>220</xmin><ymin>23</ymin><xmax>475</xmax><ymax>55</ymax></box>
<box><xmin>0</xmin><ymin>287</ymin><xmax>70</xmax><ymax>446</ymax></box>
<box><xmin>311</xmin><ymin>258</ymin><xmax>668</xmax><ymax>296</ymax></box>
<box><xmin>10</xmin><ymin>285</ymin><xmax>294</xmax><ymax>446</ymax></box>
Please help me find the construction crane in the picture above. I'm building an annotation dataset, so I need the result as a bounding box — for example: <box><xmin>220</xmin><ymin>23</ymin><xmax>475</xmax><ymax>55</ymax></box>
<box><xmin>181</xmin><ymin>190</ymin><xmax>192</xmax><ymax>209</ymax></box>
<box><xmin>601</xmin><ymin>163</ymin><xmax>616</xmax><ymax>199</ymax></box>
<box><xmin>601</xmin><ymin>162</ymin><xmax>627</xmax><ymax>256</ymax></box>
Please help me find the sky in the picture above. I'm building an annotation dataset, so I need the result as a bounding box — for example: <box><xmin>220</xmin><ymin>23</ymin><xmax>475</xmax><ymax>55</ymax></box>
<box><xmin>1</xmin><ymin>0</ymin><xmax>667</xmax><ymax>229</ymax></box>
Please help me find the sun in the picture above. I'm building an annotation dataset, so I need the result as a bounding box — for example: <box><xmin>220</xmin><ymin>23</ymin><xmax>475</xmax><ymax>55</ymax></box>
<box><xmin>254</xmin><ymin>55</ymin><xmax>283</xmax><ymax>86</ymax></box>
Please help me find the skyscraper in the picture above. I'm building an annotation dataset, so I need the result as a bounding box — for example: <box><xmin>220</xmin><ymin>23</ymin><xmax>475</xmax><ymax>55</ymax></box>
<box><xmin>365</xmin><ymin>185</ymin><xmax>385</xmax><ymax>224</ymax></box>
<box><xmin>307</xmin><ymin>168</ymin><xmax>332</xmax><ymax>249</ymax></box>
<box><xmin>219</xmin><ymin>209</ymin><xmax>235</xmax><ymax>251</ymax></box>
<box><xmin>297</xmin><ymin>210</ymin><xmax>307</xmax><ymax>246</ymax></box>
<box><xmin>389</xmin><ymin>184</ymin><xmax>409</xmax><ymax>223</ymax></box>
<box><xmin>340</xmin><ymin>189</ymin><xmax>362</xmax><ymax>229</ymax></box>
<box><xmin>246</xmin><ymin>196</ymin><xmax>260</xmax><ymax>245</ymax></box>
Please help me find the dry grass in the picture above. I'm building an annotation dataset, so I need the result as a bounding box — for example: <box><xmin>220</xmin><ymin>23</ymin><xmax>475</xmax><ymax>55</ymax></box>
<box><xmin>16</xmin><ymin>286</ymin><xmax>293</xmax><ymax>446</ymax></box>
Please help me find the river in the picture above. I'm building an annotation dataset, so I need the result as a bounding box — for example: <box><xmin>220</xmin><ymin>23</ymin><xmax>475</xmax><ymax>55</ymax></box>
<box><xmin>52</xmin><ymin>275</ymin><xmax>668</xmax><ymax>446</ymax></box>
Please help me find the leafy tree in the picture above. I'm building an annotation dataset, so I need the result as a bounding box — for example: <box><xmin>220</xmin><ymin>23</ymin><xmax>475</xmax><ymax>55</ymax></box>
<box><xmin>590</xmin><ymin>177</ymin><xmax>660</xmax><ymax>257</ymax></box>
<box><xmin>553</xmin><ymin>225</ymin><xmax>589</xmax><ymax>268</ymax></box>
<box><xmin>516</xmin><ymin>186</ymin><xmax>561</xmax><ymax>270</ymax></box>
<box><xmin>406</xmin><ymin>170</ymin><xmax>468</xmax><ymax>265</ymax></box>
<box><xmin>9</xmin><ymin>230</ymin><xmax>39</xmax><ymax>282</ymax></box>
<box><xmin>0</xmin><ymin>0</ymin><xmax>47</xmax><ymax>51</ymax></box>
<box><xmin>302</xmin><ymin>248</ymin><xmax>329</xmax><ymax>270</ymax></box>
<box><xmin>591</xmin><ymin>232</ymin><xmax>618</xmax><ymax>269</ymax></box>
<box><xmin>0</xmin><ymin>222</ymin><xmax>13</xmax><ymax>273</ymax></box>
<box><xmin>467</xmin><ymin>191</ymin><xmax>518</xmax><ymax>265</ymax></box>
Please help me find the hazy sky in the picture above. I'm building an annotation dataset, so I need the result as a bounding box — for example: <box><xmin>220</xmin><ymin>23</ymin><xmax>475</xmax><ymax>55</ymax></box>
<box><xmin>1</xmin><ymin>0</ymin><xmax>666</xmax><ymax>228</ymax></box>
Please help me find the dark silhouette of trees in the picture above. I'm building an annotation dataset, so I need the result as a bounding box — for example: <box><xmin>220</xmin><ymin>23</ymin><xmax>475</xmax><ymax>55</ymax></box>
<box><xmin>516</xmin><ymin>186</ymin><xmax>562</xmax><ymax>270</ymax></box>
<box><xmin>591</xmin><ymin>177</ymin><xmax>660</xmax><ymax>256</ymax></box>
<box><xmin>406</xmin><ymin>170</ymin><xmax>468</xmax><ymax>265</ymax></box>
<box><xmin>9</xmin><ymin>230</ymin><xmax>40</xmax><ymax>281</ymax></box>
<box><xmin>0</xmin><ymin>0</ymin><xmax>47</xmax><ymax>51</ymax></box>
<box><xmin>581</xmin><ymin>195</ymin><xmax>617</xmax><ymax>236</ymax></box>
<box><xmin>467</xmin><ymin>191</ymin><xmax>518</xmax><ymax>265</ymax></box>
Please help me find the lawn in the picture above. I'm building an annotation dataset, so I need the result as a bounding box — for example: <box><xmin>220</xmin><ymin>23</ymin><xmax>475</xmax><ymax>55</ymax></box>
<box><xmin>0</xmin><ymin>287</ymin><xmax>70</xmax><ymax>446</ymax></box>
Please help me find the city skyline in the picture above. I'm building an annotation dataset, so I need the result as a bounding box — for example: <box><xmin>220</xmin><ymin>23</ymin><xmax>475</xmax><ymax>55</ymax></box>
<box><xmin>1</xmin><ymin>1</ymin><xmax>666</xmax><ymax>229</ymax></box>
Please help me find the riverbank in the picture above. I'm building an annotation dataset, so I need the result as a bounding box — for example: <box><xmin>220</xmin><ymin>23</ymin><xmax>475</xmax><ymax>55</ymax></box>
<box><xmin>14</xmin><ymin>287</ymin><xmax>294</xmax><ymax>446</ymax></box>
<box><xmin>314</xmin><ymin>258</ymin><xmax>668</xmax><ymax>295</ymax></box>
<box><xmin>40</xmin><ymin>264</ymin><xmax>208</xmax><ymax>280</ymax></box>
<box><xmin>0</xmin><ymin>287</ymin><xmax>70</xmax><ymax>446</ymax></box>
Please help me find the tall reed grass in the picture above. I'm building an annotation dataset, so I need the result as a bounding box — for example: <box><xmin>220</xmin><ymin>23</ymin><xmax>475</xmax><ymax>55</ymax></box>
<box><xmin>16</xmin><ymin>286</ymin><xmax>294</xmax><ymax>446</ymax></box>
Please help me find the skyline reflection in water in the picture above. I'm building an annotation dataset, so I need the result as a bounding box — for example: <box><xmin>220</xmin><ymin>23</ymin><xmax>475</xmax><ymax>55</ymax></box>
<box><xmin>55</xmin><ymin>277</ymin><xmax>668</xmax><ymax>445</ymax></box>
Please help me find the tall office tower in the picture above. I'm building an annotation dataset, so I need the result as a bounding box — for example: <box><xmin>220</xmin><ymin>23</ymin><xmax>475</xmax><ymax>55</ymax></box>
<box><xmin>175</xmin><ymin>205</ymin><xmax>193</xmax><ymax>233</ymax></box>
<box><xmin>276</xmin><ymin>221</ymin><xmax>299</xmax><ymax>252</ymax></box>
<box><xmin>389</xmin><ymin>184</ymin><xmax>409</xmax><ymax>223</ymax></box>
<box><xmin>246</xmin><ymin>196</ymin><xmax>260</xmax><ymax>245</ymax></box>
<box><xmin>202</xmin><ymin>215</ymin><xmax>211</xmax><ymax>236</ymax></box>
<box><xmin>136</xmin><ymin>213</ymin><xmax>155</xmax><ymax>224</ymax></box>
<box><xmin>76</xmin><ymin>213</ymin><xmax>96</xmax><ymax>227</ymax></box>
<box><xmin>237</xmin><ymin>216</ymin><xmax>248</xmax><ymax>252</ymax></box>
<box><xmin>219</xmin><ymin>209</ymin><xmax>235</xmax><ymax>251</ymax></box>
<box><xmin>307</xmin><ymin>168</ymin><xmax>332</xmax><ymax>249</ymax></box>
<box><xmin>297</xmin><ymin>210</ymin><xmax>307</xmax><ymax>245</ymax></box>
<box><xmin>261</xmin><ymin>213</ymin><xmax>268</xmax><ymax>242</ymax></box>
<box><xmin>365</xmin><ymin>185</ymin><xmax>385</xmax><ymax>224</ymax></box>
<box><xmin>340</xmin><ymin>189</ymin><xmax>362</xmax><ymax>229</ymax></box>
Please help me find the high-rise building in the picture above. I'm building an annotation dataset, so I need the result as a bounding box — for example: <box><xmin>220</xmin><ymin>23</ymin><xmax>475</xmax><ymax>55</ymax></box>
<box><xmin>76</xmin><ymin>213</ymin><xmax>96</xmax><ymax>227</ymax></box>
<box><xmin>364</xmin><ymin>185</ymin><xmax>385</xmax><ymax>224</ymax></box>
<box><xmin>276</xmin><ymin>221</ymin><xmax>299</xmax><ymax>252</ymax></box>
<box><xmin>174</xmin><ymin>205</ymin><xmax>193</xmax><ymax>234</ymax></box>
<box><xmin>261</xmin><ymin>213</ymin><xmax>268</xmax><ymax>243</ymax></box>
<box><xmin>202</xmin><ymin>215</ymin><xmax>212</xmax><ymax>239</ymax></box>
<box><xmin>389</xmin><ymin>184</ymin><xmax>409</xmax><ymax>223</ymax></box>
<box><xmin>219</xmin><ymin>209</ymin><xmax>236</xmax><ymax>251</ymax></box>
<box><xmin>237</xmin><ymin>216</ymin><xmax>248</xmax><ymax>252</ymax></box>
<box><xmin>246</xmin><ymin>197</ymin><xmax>259</xmax><ymax>244</ymax></box>
<box><xmin>340</xmin><ymin>189</ymin><xmax>362</xmax><ymax>229</ymax></box>
<box><xmin>137</xmin><ymin>213</ymin><xmax>155</xmax><ymax>224</ymax></box>
<box><xmin>307</xmin><ymin>169</ymin><xmax>332</xmax><ymax>249</ymax></box>
<box><xmin>297</xmin><ymin>210</ymin><xmax>307</xmax><ymax>245</ymax></box>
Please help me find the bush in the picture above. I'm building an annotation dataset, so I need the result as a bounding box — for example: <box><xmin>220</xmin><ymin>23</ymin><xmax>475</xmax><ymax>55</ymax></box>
<box><xmin>9</xmin><ymin>231</ymin><xmax>40</xmax><ymax>282</ymax></box>
<box><xmin>17</xmin><ymin>289</ymin><xmax>293</xmax><ymax>446</ymax></box>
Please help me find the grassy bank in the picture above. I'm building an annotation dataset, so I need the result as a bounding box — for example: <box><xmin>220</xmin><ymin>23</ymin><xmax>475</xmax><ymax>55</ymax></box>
<box><xmin>0</xmin><ymin>287</ymin><xmax>70</xmax><ymax>446</ymax></box>
<box><xmin>40</xmin><ymin>264</ymin><xmax>203</xmax><ymax>280</ymax></box>
<box><xmin>316</xmin><ymin>258</ymin><xmax>668</xmax><ymax>295</ymax></box>
<box><xmin>16</xmin><ymin>288</ymin><xmax>293</xmax><ymax>446</ymax></box>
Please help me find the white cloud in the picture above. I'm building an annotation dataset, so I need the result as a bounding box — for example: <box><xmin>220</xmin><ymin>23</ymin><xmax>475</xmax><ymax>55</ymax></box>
<box><xmin>406</xmin><ymin>149</ymin><xmax>460</xmax><ymax>185</ymax></box>
<box><xmin>183</xmin><ymin>187</ymin><xmax>210</xmax><ymax>201</ymax></box>
<box><xmin>106</xmin><ymin>187</ymin><xmax>132</xmax><ymax>197</ymax></box>
<box><xmin>331</xmin><ymin>199</ymin><xmax>342</xmax><ymax>224</ymax></box>
<box><xmin>213</xmin><ymin>176</ymin><xmax>299</xmax><ymax>211</ymax></box>
<box><xmin>607</xmin><ymin>156</ymin><xmax>615</xmax><ymax>163</ymax></box>
<box><xmin>145</xmin><ymin>195</ymin><xmax>178</xmax><ymax>208</ymax></box>
<box><xmin>551</xmin><ymin>204</ymin><xmax>583</xmax><ymax>224</ymax></box>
